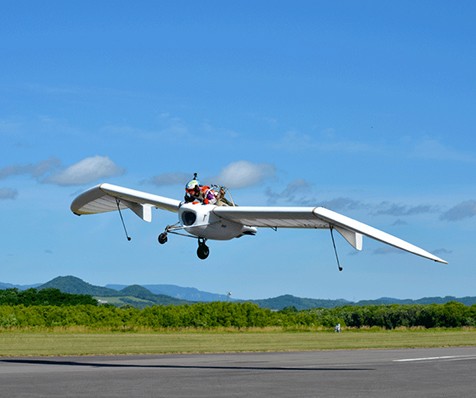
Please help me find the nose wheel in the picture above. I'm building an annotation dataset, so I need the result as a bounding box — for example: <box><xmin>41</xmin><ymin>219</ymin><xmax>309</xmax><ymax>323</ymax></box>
<box><xmin>197</xmin><ymin>238</ymin><xmax>209</xmax><ymax>260</ymax></box>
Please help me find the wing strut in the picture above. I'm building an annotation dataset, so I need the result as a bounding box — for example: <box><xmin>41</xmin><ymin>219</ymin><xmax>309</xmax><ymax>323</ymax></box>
<box><xmin>115</xmin><ymin>198</ymin><xmax>132</xmax><ymax>241</ymax></box>
<box><xmin>330</xmin><ymin>226</ymin><xmax>343</xmax><ymax>272</ymax></box>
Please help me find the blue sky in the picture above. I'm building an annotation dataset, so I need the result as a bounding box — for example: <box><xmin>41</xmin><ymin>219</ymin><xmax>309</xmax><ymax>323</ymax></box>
<box><xmin>1</xmin><ymin>1</ymin><xmax>475</xmax><ymax>300</ymax></box>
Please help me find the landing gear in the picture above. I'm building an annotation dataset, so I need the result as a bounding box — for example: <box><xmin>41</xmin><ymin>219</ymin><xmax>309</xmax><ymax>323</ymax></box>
<box><xmin>197</xmin><ymin>238</ymin><xmax>209</xmax><ymax>260</ymax></box>
<box><xmin>158</xmin><ymin>232</ymin><xmax>168</xmax><ymax>244</ymax></box>
<box><xmin>157</xmin><ymin>227</ymin><xmax>210</xmax><ymax>260</ymax></box>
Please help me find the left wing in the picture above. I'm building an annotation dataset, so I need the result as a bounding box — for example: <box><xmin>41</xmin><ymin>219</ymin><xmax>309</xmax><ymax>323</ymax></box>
<box><xmin>213</xmin><ymin>206</ymin><xmax>447</xmax><ymax>264</ymax></box>
<box><xmin>71</xmin><ymin>183</ymin><xmax>181</xmax><ymax>222</ymax></box>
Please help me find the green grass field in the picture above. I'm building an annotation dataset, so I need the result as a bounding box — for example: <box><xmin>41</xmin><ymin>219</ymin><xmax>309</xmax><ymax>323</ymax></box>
<box><xmin>1</xmin><ymin>328</ymin><xmax>476</xmax><ymax>357</ymax></box>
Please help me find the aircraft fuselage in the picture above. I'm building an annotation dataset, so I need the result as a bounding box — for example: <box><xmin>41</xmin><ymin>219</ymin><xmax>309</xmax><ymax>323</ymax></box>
<box><xmin>178</xmin><ymin>203</ymin><xmax>257</xmax><ymax>240</ymax></box>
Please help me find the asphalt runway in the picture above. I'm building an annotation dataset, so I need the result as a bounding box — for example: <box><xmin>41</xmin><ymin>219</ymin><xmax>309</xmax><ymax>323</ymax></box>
<box><xmin>1</xmin><ymin>347</ymin><xmax>476</xmax><ymax>397</ymax></box>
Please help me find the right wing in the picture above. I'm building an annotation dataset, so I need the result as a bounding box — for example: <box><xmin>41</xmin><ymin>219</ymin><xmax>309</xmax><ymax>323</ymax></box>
<box><xmin>70</xmin><ymin>183</ymin><xmax>181</xmax><ymax>222</ymax></box>
<box><xmin>213</xmin><ymin>205</ymin><xmax>447</xmax><ymax>264</ymax></box>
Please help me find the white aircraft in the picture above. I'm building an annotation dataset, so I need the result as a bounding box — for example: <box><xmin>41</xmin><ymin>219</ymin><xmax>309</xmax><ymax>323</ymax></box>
<box><xmin>70</xmin><ymin>181</ymin><xmax>447</xmax><ymax>267</ymax></box>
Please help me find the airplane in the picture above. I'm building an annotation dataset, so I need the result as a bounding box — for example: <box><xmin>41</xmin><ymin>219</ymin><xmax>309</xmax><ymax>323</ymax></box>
<box><xmin>70</xmin><ymin>180</ymin><xmax>447</xmax><ymax>268</ymax></box>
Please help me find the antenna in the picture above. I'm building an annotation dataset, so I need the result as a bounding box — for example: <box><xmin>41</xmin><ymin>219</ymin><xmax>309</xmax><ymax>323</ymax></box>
<box><xmin>329</xmin><ymin>226</ymin><xmax>343</xmax><ymax>272</ymax></box>
<box><xmin>115</xmin><ymin>198</ymin><xmax>132</xmax><ymax>241</ymax></box>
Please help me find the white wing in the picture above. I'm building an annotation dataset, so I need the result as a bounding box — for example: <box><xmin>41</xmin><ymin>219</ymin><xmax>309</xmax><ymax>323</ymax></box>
<box><xmin>213</xmin><ymin>206</ymin><xmax>447</xmax><ymax>264</ymax></box>
<box><xmin>71</xmin><ymin>183</ymin><xmax>181</xmax><ymax>222</ymax></box>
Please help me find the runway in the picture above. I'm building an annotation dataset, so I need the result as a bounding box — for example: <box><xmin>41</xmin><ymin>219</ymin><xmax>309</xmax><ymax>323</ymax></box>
<box><xmin>1</xmin><ymin>347</ymin><xmax>476</xmax><ymax>397</ymax></box>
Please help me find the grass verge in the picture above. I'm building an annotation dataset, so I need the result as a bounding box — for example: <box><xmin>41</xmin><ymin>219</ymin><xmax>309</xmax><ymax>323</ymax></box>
<box><xmin>1</xmin><ymin>328</ymin><xmax>475</xmax><ymax>357</ymax></box>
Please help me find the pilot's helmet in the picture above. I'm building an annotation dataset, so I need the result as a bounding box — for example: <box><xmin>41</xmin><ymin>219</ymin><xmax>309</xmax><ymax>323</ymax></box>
<box><xmin>185</xmin><ymin>179</ymin><xmax>200</xmax><ymax>191</ymax></box>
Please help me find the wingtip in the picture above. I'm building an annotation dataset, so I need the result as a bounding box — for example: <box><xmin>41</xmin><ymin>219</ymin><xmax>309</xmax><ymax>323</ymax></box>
<box><xmin>432</xmin><ymin>255</ymin><xmax>448</xmax><ymax>264</ymax></box>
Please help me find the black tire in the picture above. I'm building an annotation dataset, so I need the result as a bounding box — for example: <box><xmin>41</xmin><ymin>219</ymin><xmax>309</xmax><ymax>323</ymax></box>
<box><xmin>158</xmin><ymin>233</ymin><xmax>168</xmax><ymax>244</ymax></box>
<box><xmin>197</xmin><ymin>244</ymin><xmax>210</xmax><ymax>260</ymax></box>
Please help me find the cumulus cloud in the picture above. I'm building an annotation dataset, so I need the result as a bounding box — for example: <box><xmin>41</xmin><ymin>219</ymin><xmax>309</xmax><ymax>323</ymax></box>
<box><xmin>46</xmin><ymin>156</ymin><xmax>125</xmax><ymax>186</ymax></box>
<box><xmin>214</xmin><ymin>161</ymin><xmax>276</xmax><ymax>189</ymax></box>
<box><xmin>0</xmin><ymin>188</ymin><xmax>18</xmax><ymax>200</ymax></box>
<box><xmin>0</xmin><ymin>158</ymin><xmax>60</xmax><ymax>180</ymax></box>
<box><xmin>440</xmin><ymin>200</ymin><xmax>476</xmax><ymax>221</ymax></box>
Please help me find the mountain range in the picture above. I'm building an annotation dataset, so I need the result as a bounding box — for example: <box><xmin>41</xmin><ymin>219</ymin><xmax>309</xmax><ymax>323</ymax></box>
<box><xmin>1</xmin><ymin>276</ymin><xmax>475</xmax><ymax>310</ymax></box>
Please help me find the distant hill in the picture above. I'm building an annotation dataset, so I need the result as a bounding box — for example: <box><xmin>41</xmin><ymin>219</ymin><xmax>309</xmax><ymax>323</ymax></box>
<box><xmin>0</xmin><ymin>282</ymin><xmax>16</xmax><ymax>290</ymax></box>
<box><xmin>0</xmin><ymin>282</ymin><xmax>41</xmax><ymax>290</ymax></box>
<box><xmin>39</xmin><ymin>276</ymin><xmax>119</xmax><ymax>297</ymax></box>
<box><xmin>251</xmin><ymin>294</ymin><xmax>351</xmax><ymax>311</ymax></box>
<box><xmin>117</xmin><ymin>284</ymin><xmax>190</xmax><ymax>306</ymax></box>
<box><xmin>107</xmin><ymin>283</ymin><xmax>233</xmax><ymax>302</ymax></box>
<box><xmin>37</xmin><ymin>276</ymin><xmax>191</xmax><ymax>308</ymax></box>
<box><xmin>355</xmin><ymin>296</ymin><xmax>476</xmax><ymax>307</ymax></box>
<box><xmin>2</xmin><ymin>275</ymin><xmax>476</xmax><ymax>310</ymax></box>
<box><xmin>119</xmin><ymin>284</ymin><xmax>158</xmax><ymax>300</ymax></box>
<box><xmin>251</xmin><ymin>295</ymin><xmax>476</xmax><ymax>310</ymax></box>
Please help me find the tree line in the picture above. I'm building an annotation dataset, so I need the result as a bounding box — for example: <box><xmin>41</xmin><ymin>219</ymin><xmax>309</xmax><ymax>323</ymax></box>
<box><xmin>1</xmin><ymin>297</ymin><xmax>475</xmax><ymax>329</ymax></box>
<box><xmin>0</xmin><ymin>288</ymin><xmax>98</xmax><ymax>306</ymax></box>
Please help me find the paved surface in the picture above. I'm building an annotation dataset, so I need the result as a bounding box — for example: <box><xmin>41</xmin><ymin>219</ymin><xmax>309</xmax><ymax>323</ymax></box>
<box><xmin>1</xmin><ymin>347</ymin><xmax>476</xmax><ymax>397</ymax></box>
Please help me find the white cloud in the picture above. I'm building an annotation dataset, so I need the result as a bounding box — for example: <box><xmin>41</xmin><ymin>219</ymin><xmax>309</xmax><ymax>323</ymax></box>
<box><xmin>46</xmin><ymin>156</ymin><xmax>125</xmax><ymax>186</ymax></box>
<box><xmin>214</xmin><ymin>161</ymin><xmax>276</xmax><ymax>189</ymax></box>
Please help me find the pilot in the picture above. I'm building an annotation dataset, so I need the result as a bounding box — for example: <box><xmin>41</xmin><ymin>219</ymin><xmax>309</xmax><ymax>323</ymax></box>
<box><xmin>184</xmin><ymin>173</ymin><xmax>219</xmax><ymax>205</ymax></box>
<box><xmin>184</xmin><ymin>178</ymin><xmax>201</xmax><ymax>203</ymax></box>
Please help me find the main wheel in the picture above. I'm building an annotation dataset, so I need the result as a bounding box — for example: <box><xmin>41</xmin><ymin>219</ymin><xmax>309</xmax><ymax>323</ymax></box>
<box><xmin>197</xmin><ymin>243</ymin><xmax>210</xmax><ymax>260</ymax></box>
<box><xmin>158</xmin><ymin>232</ymin><xmax>168</xmax><ymax>244</ymax></box>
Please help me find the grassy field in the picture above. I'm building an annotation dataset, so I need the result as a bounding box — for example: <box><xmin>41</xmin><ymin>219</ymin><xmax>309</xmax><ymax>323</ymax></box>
<box><xmin>1</xmin><ymin>328</ymin><xmax>476</xmax><ymax>357</ymax></box>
